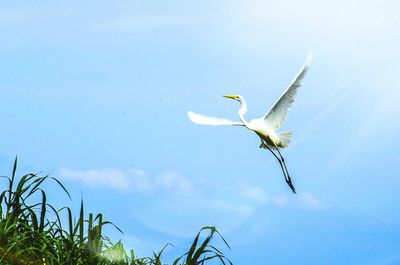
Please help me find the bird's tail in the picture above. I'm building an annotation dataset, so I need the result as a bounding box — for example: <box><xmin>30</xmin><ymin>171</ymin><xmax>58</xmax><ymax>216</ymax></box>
<box><xmin>277</xmin><ymin>131</ymin><xmax>292</xmax><ymax>148</ymax></box>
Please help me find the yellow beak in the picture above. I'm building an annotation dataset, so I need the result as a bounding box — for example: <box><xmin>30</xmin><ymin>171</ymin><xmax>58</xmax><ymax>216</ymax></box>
<box><xmin>223</xmin><ymin>94</ymin><xmax>240</xmax><ymax>99</ymax></box>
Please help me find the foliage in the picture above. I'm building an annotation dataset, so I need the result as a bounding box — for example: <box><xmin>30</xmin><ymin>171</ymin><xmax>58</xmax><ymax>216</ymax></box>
<box><xmin>0</xmin><ymin>158</ymin><xmax>231</xmax><ymax>265</ymax></box>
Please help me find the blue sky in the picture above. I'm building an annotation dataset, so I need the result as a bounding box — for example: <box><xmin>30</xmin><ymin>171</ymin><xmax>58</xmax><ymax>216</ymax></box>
<box><xmin>1</xmin><ymin>1</ymin><xmax>400</xmax><ymax>264</ymax></box>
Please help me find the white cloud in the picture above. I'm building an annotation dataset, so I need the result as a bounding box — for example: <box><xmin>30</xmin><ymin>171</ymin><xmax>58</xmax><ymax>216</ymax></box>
<box><xmin>236</xmin><ymin>181</ymin><xmax>326</xmax><ymax>210</ymax></box>
<box><xmin>155</xmin><ymin>171</ymin><xmax>193</xmax><ymax>194</ymax></box>
<box><xmin>59</xmin><ymin>167</ymin><xmax>192</xmax><ymax>194</ymax></box>
<box><xmin>60</xmin><ymin>166</ymin><xmax>327</xmax><ymax>237</ymax></box>
<box><xmin>239</xmin><ymin>181</ymin><xmax>269</xmax><ymax>204</ymax></box>
<box><xmin>296</xmin><ymin>192</ymin><xmax>328</xmax><ymax>211</ymax></box>
<box><xmin>59</xmin><ymin>168</ymin><xmax>132</xmax><ymax>191</ymax></box>
<box><xmin>133</xmin><ymin>179</ymin><xmax>327</xmax><ymax>237</ymax></box>
<box><xmin>134</xmin><ymin>194</ymin><xmax>256</xmax><ymax>237</ymax></box>
<box><xmin>236</xmin><ymin>181</ymin><xmax>291</xmax><ymax>207</ymax></box>
<box><xmin>213</xmin><ymin>198</ymin><xmax>255</xmax><ymax>217</ymax></box>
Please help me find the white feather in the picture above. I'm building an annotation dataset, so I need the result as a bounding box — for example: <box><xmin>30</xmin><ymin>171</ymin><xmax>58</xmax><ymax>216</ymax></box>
<box><xmin>187</xmin><ymin>111</ymin><xmax>243</xmax><ymax>126</ymax></box>
<box><xmin>263</xmin><ymin>53</ymin><xmax>312</xmax><ymax>129</ymax></box>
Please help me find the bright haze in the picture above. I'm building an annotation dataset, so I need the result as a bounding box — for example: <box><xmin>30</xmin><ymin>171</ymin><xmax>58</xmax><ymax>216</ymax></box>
<box><xmin>1</xmin><ymin>1</ymin><xmax>400</xmax><ymax>264</ymax></box>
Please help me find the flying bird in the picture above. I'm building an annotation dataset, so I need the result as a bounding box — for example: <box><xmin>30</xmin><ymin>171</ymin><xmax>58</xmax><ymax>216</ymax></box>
<box><xmin>187</xmin><ymin>54</ymin><xmax>312</xmax><ymax>194</ymax></box>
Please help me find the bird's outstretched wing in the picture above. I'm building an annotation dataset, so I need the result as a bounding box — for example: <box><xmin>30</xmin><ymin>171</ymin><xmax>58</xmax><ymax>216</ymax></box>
<box><xmin>188</xmin><ymin>111</ymin><xmax>243</xmax><ymax>126</ymax></box>
<box><xmin>263</xmin><ymin>54</ymin><xmax>312</xmax><ymax>129</ymax></box>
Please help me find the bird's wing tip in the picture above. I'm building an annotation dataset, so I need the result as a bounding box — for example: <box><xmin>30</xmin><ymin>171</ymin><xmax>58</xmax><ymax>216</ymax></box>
<box><xmin>187</xmin><ymin>111</ymin><xmax>195</xmax><ymax>119</ymax></box>
<box><xmin>306</xmin><ymin>53</ymin><xmax>313</xmax><ymax>65</ymax></box>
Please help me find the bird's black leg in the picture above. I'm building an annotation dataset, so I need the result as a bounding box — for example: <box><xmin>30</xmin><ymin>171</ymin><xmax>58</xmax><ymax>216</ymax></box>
<box><xmin>275</xmin><ymin>147</ymin><xmax>296</xmax><ymax>194</ymax></box>
<box><xmin>265</xmin><ymin>146</ymin><xmax>296</xmax><ymax>194</ymax></box>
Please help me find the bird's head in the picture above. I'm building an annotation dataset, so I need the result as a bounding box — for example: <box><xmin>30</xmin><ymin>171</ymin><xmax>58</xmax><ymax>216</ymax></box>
<box><xmin>223</xmin><ymin>94</ymin><xmax>243</xmax><ymax>102</ymax></box>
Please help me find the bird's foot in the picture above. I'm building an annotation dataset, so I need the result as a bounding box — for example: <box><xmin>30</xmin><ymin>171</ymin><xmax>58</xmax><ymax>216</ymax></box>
<box><xmin>285</xmin><ymin>176</ymin><xmax>296</xmax><ymax>194</ymax></box>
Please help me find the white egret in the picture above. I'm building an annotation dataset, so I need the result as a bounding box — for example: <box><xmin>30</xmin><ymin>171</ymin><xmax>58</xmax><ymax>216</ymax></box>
<box><xmin>187</xmin><ymin>54</ymin><xmax>312</xmax><ymax>194</ymax></box>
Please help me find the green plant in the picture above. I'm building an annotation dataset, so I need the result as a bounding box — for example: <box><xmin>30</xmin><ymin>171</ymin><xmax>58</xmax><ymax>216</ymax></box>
<box><xmin>0</xmin><ymin>158</ymin><xmax>232</xmax><ymax>265</ymax></box>
<box><xmin>174</xmin><ymin>227</ymin><xmax>232</xmax><ymax>265</ymax></box>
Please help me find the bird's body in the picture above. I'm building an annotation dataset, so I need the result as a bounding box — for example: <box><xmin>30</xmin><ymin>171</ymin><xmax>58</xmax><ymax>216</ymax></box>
<box><xmin>188</xmin><ymin>54</ymin><xmax>312</xmax><ymax>193</ymax></box>
<box><xmin>247</xmin><ymin>118</ymin><xmax>290</xmax><ymax>148</ymax></box>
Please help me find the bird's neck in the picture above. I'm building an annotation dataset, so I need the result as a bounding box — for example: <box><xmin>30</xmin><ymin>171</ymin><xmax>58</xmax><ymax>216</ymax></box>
<box><xmin>238</xmin><ymin>100</ymin><xmax>250</xmax><ymax>128</ymax></box>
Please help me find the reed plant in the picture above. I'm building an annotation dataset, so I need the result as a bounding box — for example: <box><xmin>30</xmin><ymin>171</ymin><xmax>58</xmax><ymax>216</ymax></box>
<box><xmin>0</xmin><ymin>158</ymin><xmax>231</xmax><ymax>265</ymax></box>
